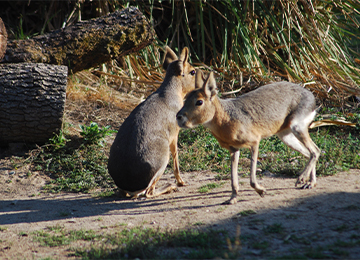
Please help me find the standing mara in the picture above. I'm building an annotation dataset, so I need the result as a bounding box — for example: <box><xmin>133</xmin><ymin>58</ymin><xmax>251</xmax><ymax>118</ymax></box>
<box><xmin>177</xmin><ymin>70</ymin><xmax>320</xmax><ymax>204</ymax></box>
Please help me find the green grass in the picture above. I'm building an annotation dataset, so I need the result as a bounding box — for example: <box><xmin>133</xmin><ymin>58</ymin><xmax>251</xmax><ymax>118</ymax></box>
<box><xmin>79</xmin><ymin>122</ymin><xmax>116</xmax><ymax>146</ymax></box>
<box><xmin>25</xmin><ymin>122</ymin><xmax>116</xmax><ymax>193</ymax></box>
<box><xmin>33</xmin><ymin>227</ymin><xmax>98</xmax><ymax>247</ymax></box>
<box><xmin>263</xmin><ymin>223</ymin><xmax>284</xmax><ymax>234</ymax></box>
<box><xmin>135</xmin><ymin>1</ymin><xmax>360</xmax><ymax>90</ymax></box>
<box><xmin>31</xmin><ymin>225</ymin><xmax>235</xmax><ymax>259</ymax></box>
<box><xmin>252</xmin><ymin>240</ymin><xmax>270</xmax><ymax>250</ymax></box>
<box><xmin>72</xmin><ymin>227</ymin><xmax>228</xmax><ymax>259</ymax></box>
<box><xmin>178</xmin><ymin>125</ymin><xmax>230</xmax><ymax>173</ymax></box>
<box><xmin>305</xmin><ymin>247</ymin><xmax>331</xmax><ymax>259</ymax></box>
<box><xmin>38</xmin><ymin>142</ymin><xmax>114</xmax><ymax>193</ymax></box>
<box><xmin>11</xmin><ymin>14</ymin><xmax>39</xmax><ymax>40</ymax></box>
<box><xmin>29</xmin><ymin>223</ymin><xmax>360</xmax><ymax>259</ymax></box>
<box><xmin>276</xmin><ymin>254</ymin><xmax>307</xmax><ymax>260</ymax></box>
<box><xmin>198</xmin><ymin>182</ymin><xmax>225</xmax><ymax>193</ymax></box>
<box><xmin>237</xmin><ymin>210</ymin><xmax>257</xmax><ymax>217</ymax></box>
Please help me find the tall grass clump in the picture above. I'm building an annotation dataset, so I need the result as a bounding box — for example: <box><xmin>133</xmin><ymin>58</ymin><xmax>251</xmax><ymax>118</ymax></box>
<box><xmin>121</xmin><ymin>0</ymin><xmax>360</xmax><ymax>101</ymax></box>
<box><xmin>3</xmin><ymin>1</ymin><xmax>359</xmax><ymax>100</ymax></box>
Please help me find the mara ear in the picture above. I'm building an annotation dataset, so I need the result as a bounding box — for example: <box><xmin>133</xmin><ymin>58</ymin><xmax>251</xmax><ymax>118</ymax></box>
<box><xmin>204</xmin><ymin>71</ymin><xmax>218</xmax><ymax>100</ymax></box>
<box><xmin>179</xmin><ymin>47</ymin><xmax>189</xmax><ymax>64</ymax></box>
<box><xmin>195</xmin><ymin>69</ymin><xmax>205</xmax><ymax>89</ymax></box>
<box><xmin>162</xmin><ymin>46</ymin><xmax>178</xmax><ymax>70</ymax></box>
<box><xmin>175</xmin><ymin>47</ymin><xmax>190</xmax><ymax>76</ymax></box>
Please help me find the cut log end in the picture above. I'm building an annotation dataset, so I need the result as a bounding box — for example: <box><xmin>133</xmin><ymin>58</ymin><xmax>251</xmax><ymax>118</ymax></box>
<box><xmin>0</xmin><ymin>63</ymin><xmax>68</xmax><ymax>144</ymax></box>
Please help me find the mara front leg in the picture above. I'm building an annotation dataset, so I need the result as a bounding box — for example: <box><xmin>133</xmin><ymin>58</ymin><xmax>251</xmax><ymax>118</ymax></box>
<box><xmin>170</xmin><ymin>135</ymin><xmax>186</xmax><ymax>186</ymax></box>
<box><xmin>223</xmin><ymin>150</ymin><xmax>240</xmax><ymax>204</ymax></box>
<box><xmin>250</xmin><ymin>144</ymin><xmax>266</xmax><ymax>197</ymax></box>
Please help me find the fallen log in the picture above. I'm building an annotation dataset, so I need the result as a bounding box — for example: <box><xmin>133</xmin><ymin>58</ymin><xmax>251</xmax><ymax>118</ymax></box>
<box><xmin>1</xmin><ymin>7</ymin><xmax>155</xmax><ymax>74</ymax></box>
<box><xmin>0</xmin><ymin>63</ymin><xmax>67</xmax><ymax>145</ymax></box>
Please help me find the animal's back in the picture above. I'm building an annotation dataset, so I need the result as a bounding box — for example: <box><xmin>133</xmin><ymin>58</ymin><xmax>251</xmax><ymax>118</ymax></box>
<box><xmin>221</xmin><ymin>82</ymin><xmax>316</xmax><ymax>133</ymax></box>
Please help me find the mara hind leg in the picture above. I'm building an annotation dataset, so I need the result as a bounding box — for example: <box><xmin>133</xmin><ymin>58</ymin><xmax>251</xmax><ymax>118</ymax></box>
<box><xmin>145</xmin><ymin>136</ymin><xmax>186</xmax><ymax>199</ymax></box>
<box><xmin>291</xmin><ymin>113</ymin><xmax>320</xmax><ymax>189</ymax></box>
<box><xmin>170</xmin><ymin>135</ymin><xmax>186</xmax><ymax>186</ymax></box>
<box><xmin>144</xmin><ymin>152</ymin><xmax>178</xmax><ymax>198</ymax></box>
<box><xmin>277</xmin><ymin>129</ymin><xmax>317</xmax><ymax>188</ymax></box>
<box><xmin>280</xmin><ymin>112</ymin><xmax>320</xmax><ymax>188</ymax></box>
<box><xmin>293</xmin><ymin>132</ymin><xmax>319</xmax><ymax>189</ymax></box>
<box><xmin>145</xmin><ymin>160</ymin><xmax>178</xmax><ymax>198</ymax></box>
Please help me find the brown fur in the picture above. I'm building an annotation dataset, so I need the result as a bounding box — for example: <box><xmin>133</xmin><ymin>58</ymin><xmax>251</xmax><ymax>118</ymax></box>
<box><xmin>108</xmin><ymin>47</ymin><xmax>196</xmax><ymax>198</ymax></box>
<box><xmin>177</xmin><ymin>70</ymin><xmax>320</xmax><ymax>204</ymax></box>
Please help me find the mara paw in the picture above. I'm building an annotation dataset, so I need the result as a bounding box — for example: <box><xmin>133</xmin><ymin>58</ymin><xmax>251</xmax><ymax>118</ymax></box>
<box><xmin>176</xmin><ymin>180</ymin><xmax>186</xmax><ymax>187</ymax></box>
<box><xmin>222</xmin><ymin>198</ymin><xmax>237</xmax><ymax>205</ymax></box>
<box><xmin>222</xmin><ymin>196</ymin><xmax>237</xmax><ymax>205</ymax></box>
<box><xmin>256</xmin><ymin>189</ymin><xmax>266</xmax><ymax>198</ymax></box>
<box><xmin>300</xmin><ymin>180</ymin><xmax>317</xmax><ymax>190</ymax></box>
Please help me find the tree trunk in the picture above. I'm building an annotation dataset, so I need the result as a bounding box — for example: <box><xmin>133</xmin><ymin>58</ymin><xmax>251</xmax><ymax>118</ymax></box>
<box><xmin>1</xmin><ymin>7</ymin><xmax>155</xmax><ymax>74</ymax></box>
<box><xmin>0</xmin><ymin>63</ymin><xmax>67</xmax><ymax>145</ymax></box>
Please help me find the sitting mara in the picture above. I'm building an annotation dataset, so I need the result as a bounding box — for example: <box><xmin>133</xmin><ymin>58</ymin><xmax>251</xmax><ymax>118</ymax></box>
<box><xmin>108</xmin><ymin>47</ymin><xmax>196</xmax><ymax>198</ymax></box>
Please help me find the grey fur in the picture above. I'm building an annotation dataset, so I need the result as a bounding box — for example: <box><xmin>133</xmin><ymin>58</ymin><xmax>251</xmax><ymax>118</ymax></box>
<box><xmin>108</xmin><ymin>47</ymin><xmax>196</xmax><ymax>198</ymax></box>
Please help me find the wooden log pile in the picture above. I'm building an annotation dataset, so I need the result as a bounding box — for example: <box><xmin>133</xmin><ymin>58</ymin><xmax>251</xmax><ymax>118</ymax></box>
<box><xmin>1</xmin><ymin>6</ymin><xmax>156</xmax><ymax>73</ymax></box>
<box><xmin>0</xmin><ymin>7</ymin><xmax>155</xmax><ymax>145</ymax></box>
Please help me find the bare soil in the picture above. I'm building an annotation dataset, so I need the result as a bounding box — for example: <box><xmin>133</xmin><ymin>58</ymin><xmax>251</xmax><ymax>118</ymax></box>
<box><xmin>1</xmin><ymin>98</ymin><xmax>360</xmax><ymax>259</ymax></box>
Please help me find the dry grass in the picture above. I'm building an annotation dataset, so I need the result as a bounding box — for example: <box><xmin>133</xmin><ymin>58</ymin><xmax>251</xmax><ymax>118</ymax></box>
<box><xmin>3</xmin><ymin>0</ymin><xmax>359</xmax><ymax>105</ymax></box>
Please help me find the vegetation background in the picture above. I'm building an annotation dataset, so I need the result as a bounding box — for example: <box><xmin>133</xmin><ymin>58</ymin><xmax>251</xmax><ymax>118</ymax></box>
<box><xmin>1</xmin><ymin>0</ymin><xmax>360</xmax><ymax>99</ymax></box>
<box><xmin>1</xmin><ymin>1</ymin><xmax>360</xmax><ymax>259</ymax></box>
<box><xmin>1</xmin><ymin>0</ymin><xmax>359</xmax><ymax>192</ymax></box>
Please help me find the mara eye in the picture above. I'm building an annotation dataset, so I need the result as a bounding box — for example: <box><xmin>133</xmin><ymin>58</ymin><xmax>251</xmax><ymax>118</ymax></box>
<box><xmin>195</xmin><ymin>100</ymin><xmax>203</xmax><ymax>106</ymax></box>
<box><xmin>190</xmin><ymin>70</ymin><xmax>195</xmax><ymax>76</ymax></box>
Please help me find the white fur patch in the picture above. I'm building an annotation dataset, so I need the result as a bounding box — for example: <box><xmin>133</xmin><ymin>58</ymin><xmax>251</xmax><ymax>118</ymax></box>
<box><xmin>291</xmin><ymin>110</ymin><xmax>316</xmax><ymax>129</ymax></box>
<box><xmin>304</xmin><ymin>110</ymin><xmax>317</xmax><ymax>126</ymax></box>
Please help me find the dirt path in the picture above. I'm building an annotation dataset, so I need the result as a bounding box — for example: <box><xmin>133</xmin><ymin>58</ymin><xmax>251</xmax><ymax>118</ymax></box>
<box><xmin>1</xmin><ymin>97</ymin><xmax>359</xmax><ymax>259</ymax></box>
<box><xmin>1</xmin><ymin>168</ymin><xmax>360</xmax><ymax>259</ymax></box>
